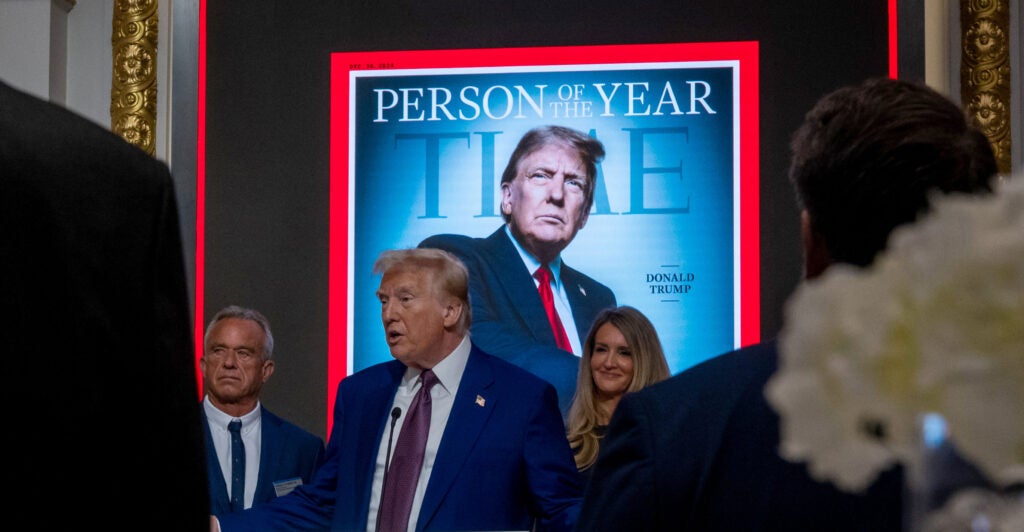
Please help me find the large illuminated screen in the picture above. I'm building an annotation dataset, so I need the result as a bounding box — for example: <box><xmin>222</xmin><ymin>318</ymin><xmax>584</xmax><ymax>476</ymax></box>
<box><xmin>328</xmin><ymin>42</ymin><xmax>759</xmax><ymax>404</ymax></box>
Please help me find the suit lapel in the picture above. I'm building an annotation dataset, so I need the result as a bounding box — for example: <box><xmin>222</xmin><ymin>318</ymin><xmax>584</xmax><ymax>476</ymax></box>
<box><xmin>482</xmin><ymin>228</ymin><xmax>557</xmax><ymax>345</ymax></box>
<box><xmin>417</xmin><ymin>346</ymin><xmax>496</xmax><ymax>528</ymax></box>
<box><xmin>561</xmin><ymin>263</ymin><xmax>598</xmax><ymax>343</ymax></box>
<box><xmin>201</xmin><ymin>410</ymin><xmax>231</xmax><ymax>515</ymax></box>
<box><xmin>349</xmin><ymin>362</ymin><xmax>406</xmax><ymax>528</ymax></box>
<box><xmin>254</xmin><ymin>406</ymin><xmax>280</xmax><ymax>502</ymax></box>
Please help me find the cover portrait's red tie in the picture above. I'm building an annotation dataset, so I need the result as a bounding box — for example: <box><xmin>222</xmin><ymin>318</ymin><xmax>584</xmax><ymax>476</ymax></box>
<box><xmin>378</xmin><ymin>369</ymin><xmax>438</xmax><ymax>532</ymax></box>
<box><xmin>534</xmin><ymin>265</ymin><xmax>573</xmax><ymax>352</ymax></box>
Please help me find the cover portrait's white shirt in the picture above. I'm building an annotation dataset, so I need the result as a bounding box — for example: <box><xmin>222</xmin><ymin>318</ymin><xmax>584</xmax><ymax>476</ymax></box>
<box><xmin>505</xmin><ymin>225</ymin><xmax>583</xmax><ymax>355</ymax></box>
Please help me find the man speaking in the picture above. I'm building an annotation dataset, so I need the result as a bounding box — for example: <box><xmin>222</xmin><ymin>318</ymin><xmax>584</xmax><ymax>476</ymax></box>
<box><xmin>421</xmin><ymin>125</ymin><xmax>617</xmax><ymax>416</ymax></box>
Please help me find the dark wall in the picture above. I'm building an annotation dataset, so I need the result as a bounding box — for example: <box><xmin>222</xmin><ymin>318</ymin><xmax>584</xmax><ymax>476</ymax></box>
<box><xmin>204</xmin><ymin>1</ymin><xmax>890</xmax><ymax>440</ymax></box>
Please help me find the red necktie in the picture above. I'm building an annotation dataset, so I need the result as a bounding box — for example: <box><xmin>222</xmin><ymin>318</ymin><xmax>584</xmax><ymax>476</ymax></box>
<box><xmin>378</xmin><ymin>369</ymin><xmax>438</xmax><ymax>532</ymax></box>
<box><xmin>535</xmin><ymin>265</ymin><xmax>573</xmax><ymax>352</ymax></box>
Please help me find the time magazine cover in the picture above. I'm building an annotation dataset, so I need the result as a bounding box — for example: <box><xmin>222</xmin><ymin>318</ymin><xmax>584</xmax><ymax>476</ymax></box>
<box><xmin>328</xmin><ymin>42</ymin><xmax>759</xmax><ymax>406</ymax></box>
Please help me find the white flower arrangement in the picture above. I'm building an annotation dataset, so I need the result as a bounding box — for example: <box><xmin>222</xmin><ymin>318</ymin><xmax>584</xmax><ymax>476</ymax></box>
<box><xmin>921</xmin><ymin>488</ymin><xmax>1024</xmax><ymax>532</ymax></box>
<box><xmin>765</xmin><ymin>174</ymin><xmax>1024</xmax><ymax>500</ymax></box>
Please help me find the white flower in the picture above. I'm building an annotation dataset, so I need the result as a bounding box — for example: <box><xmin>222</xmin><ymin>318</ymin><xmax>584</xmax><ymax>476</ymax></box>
<box><xmin>921</xmin><ymin>488</ymin><xmax>1024</xmax><ymax>532</ymax></box>
<box><xmin>765</xmin><ymin>175</ymin><xmax>1024</xmax><ymax>493</ymax></box>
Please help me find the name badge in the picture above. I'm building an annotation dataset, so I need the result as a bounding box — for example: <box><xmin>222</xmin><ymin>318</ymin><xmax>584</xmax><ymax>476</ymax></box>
<box><xmin>273</xmin><ymin>477</ymin><xmax>303</xmax><ymax>497</ymax></box>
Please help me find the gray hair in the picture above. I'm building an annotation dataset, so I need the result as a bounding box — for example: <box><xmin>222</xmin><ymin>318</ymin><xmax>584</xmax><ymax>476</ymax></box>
<box><xmin>203</xmin><ymin>305</ymin><xmax>274</xmax><ymax>359</ymax></box>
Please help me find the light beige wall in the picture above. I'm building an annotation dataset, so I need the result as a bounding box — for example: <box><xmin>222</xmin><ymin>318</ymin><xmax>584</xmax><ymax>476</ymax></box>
<box><xmin>925</xmin><ymin>0</ymin><xmax>954</xmax><ymax>96</ymax></box>
<box><xmin>0</xmin><ymin>0</ymin><xmax>59</xmax><ymax>99</ymax></box>
<box><xmin>65</xmin><ymin>0</ymin><xmax>113</xmax><ymax>131</ymax></box>
<box><xmin>0</xmin><ymin>0</ymin><xmax>172</xmax><ymax>162</ymax></box>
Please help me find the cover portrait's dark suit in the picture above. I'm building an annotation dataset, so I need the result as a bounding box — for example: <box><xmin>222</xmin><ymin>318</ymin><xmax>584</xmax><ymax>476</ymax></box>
<box><xmin>577</xmin><ymin>340</ymin><xmax>904</xmax><ymax>531</ymax></box>
<box><xmin>420</xmin><ymin>227</ymin><xmax>616</xmax><ymax>414</ymax></box>
<box><xmin>0</xmin><ymin>80</ymin><xmax>209</xmax><ymax>528</ymax></box>
<box><xmin>217</xmin><ymin>344</ymin><xmax>583</xmax><ymax>531</ymax></box>
<box><xmin>204</xmin><ymin>406</ymin><xmax>324</xmax><ymax>514</ymax></box>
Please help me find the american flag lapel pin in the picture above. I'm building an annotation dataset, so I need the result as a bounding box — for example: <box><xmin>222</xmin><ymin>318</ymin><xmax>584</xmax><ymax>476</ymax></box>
<box><xmin>475</xmin><ymin>395</ymin><xmax>486</xmax><ymax>407</ymax></box>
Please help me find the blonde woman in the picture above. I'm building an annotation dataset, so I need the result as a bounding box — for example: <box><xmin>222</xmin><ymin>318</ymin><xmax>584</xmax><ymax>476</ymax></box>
<box><xmin>567</xmin><ymin>306</ymin><xmax>671</xmax><ymax>477</ymax></box>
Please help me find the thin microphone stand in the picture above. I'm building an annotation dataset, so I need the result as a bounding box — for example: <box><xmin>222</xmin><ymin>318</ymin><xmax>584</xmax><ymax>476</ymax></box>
<box><xmin>375</xmin><ymin>407</ymin><xmax>402</xmax><ymax>532</ymax></box>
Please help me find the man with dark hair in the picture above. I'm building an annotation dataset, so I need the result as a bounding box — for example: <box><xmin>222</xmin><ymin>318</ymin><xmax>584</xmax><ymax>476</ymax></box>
<box><xmin>421</xmin><ymin>125</ymin><xmax>617</xmax><ymax>416</ymax></box>
<box><xmin>789</xmin><ymin>78</ymin><xmax>996</xmax><ymax>274</ymax></box>
<box><xmin>577</xmin><ymin>78</ymin><xmax>997</xmax><ymax>531</ymax></box>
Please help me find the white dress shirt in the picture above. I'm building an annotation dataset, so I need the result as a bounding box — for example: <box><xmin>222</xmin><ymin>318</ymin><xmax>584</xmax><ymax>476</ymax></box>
<box><xmin>505</xmin><ymin>224</ymin><xmax>583</xmax><ymax>355</ymax></box>
<box><xmin>204</xmin><ymin>397</ymin><xmax>263</xmax><ymax>509</ymax></box>
<box><xmin>365</xmin><ymin>336</ymin><xmax>471</xmax><ymax>532</ymax></box>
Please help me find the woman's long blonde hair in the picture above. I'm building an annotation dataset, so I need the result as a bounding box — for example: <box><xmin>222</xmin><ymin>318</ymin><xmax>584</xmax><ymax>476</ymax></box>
<box><xmin>566</xmin><ymin>306</ymin><xmax>670</xmax><ymax>471</ymax></box>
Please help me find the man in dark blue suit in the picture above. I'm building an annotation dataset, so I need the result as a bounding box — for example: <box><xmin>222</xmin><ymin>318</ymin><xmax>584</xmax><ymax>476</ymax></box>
<box><xmin>577</xmin><ymin>78</ymin><xmax>999</xmax><ymax>530</ymax></box>
<box><xmin>421</xmin><ymin>125</ymin><xmax>616</xmax><ymax>416</ymax></box>
<box><xmin>201</xmin><ymin>306</ymin><xmax>323</xmax><ymax>515</ymax></box>
<box><xmin>215</xmin><ymin>248</ymin><xmax>581</xmax><ymax>531</ymax></box>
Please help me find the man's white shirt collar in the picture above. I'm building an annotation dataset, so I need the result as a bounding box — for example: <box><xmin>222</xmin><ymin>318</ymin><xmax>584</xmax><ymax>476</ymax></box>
<box><xmin>401</xmin><ymin>335</ymin><xmax>471</xmax><ymax>398</ymax></box>
<box><xmin>203</xmin><ymin>395</ymin><xmax>261</xmax><ymax>431</ymax></box>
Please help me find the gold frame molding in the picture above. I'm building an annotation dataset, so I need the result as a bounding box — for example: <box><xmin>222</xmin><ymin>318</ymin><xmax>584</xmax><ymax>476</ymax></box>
<box><xmin>960</xmin><ymin>0</ymin><xmax>1012</xmax><ymax>175</ymax></box>
<box><xmin>110</xmin><ymin>0</ymin><xmax>159</xmax><ymax>156</ymax></box>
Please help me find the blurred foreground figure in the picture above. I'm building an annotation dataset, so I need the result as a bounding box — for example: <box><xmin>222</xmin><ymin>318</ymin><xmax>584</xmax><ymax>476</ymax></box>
<box><xmin>1</xmin><ymin>79</ymin><xmax>209</xmax><ymax>528</ymax></box>
<box><xmin>577</xmin><ymin>77</ymin><xmax>997</xmax><ymax>531</ymax></box>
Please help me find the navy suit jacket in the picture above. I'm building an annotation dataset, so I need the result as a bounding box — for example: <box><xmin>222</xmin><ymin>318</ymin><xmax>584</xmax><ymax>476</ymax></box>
<box><xmin>205</xmin><ymin>406</ymin><xmax>324</xmax><ymax>515</ymax></box>
<box><xmin>577</xmin><ymin>340</ymin><xmax>904</xmax><ymax>531</ymax></box>
<box><xmin>218</xmin><ymin>344</ymin><xmax>582</xmax><ymax>531</ymax></box>
<box><xmin>420</xmin><ymin>227</ymin><xmax>616</xmax><ymax>414</ymax></box>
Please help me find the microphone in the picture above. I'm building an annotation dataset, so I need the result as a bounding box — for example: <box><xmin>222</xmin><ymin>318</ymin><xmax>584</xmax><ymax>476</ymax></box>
<box><xmin>375</xmin><ymin>407</ymin><xmax>402</xmax><ymax>532</ymax></box>
<box><xmin>384</xmin><ymin>407</ymin><xmax>402</xmax><ymax>476</ymax></box>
